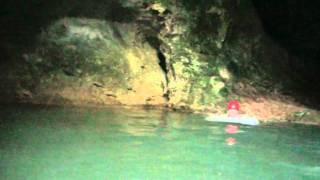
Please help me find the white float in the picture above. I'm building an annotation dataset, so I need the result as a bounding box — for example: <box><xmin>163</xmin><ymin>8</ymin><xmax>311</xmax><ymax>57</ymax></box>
<box><xmin>205</xmin><ymin>115</ymin><xmax>260</xmax><ymax>126</ymax></box>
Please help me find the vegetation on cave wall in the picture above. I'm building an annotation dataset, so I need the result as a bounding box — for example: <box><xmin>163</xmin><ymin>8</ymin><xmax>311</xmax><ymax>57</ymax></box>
<box><xmin>137</xmin><ymin>0</ymin><xmax>290</xmax><ymax>106</ymax></box>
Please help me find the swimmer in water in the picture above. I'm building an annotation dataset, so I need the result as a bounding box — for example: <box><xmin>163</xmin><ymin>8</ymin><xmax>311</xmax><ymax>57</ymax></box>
<box><xmin>227</xmin><ymin>100</ymin><xmax>240</xmax><ymax>118</ymax></box>
<box><xmin>225</xmin><ymin>100</ymin><xmax>240</xmax><ymax>145</ymax></box>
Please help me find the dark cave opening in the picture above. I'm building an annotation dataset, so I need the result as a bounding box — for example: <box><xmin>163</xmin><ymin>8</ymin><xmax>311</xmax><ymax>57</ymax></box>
<box><xmin>144</xmin><ymin>35</ymin><xmax>170</xmax><ymax>99</ymax></box>
<box><xmin>252</xmin><ymin>0</ymin><xmax>320</xmax><ymax>87</ymax></box>
<box><xmin>156</xmin><ymin>48</ymin><xmax>170</xmax><ymax>100</ymax></box>
<box><xmin>156</xmin><ymin>48</ymin><xmax>168</xmax><ymax>75</ymax></box>
<box><xmin>251</xmin><ymin>0</ymin><xmax>320</xmax><ymax>108</ymax></box>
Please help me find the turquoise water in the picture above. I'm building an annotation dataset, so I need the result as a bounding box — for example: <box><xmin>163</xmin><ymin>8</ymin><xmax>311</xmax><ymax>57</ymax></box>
<box><xmin>0</xmin><ymin>104</ymin><xmax>319</xmax><ymax>180</ymax></box>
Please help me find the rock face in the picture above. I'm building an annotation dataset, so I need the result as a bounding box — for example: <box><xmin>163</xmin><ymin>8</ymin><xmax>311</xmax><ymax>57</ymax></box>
<box><xmin>18</xmin><ymin>18</ymin><xmax>168</xmax><ymax>106</ymax></box>
<box><xmin>0</xmin><ymin>0</ymin><xmax>291</xmax><ymax>111</ymax></box>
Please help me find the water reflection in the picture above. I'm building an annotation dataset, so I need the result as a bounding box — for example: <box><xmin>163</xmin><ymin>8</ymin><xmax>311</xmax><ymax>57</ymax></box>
<box><xmin>111</xmin><ymin>108</ymin><xmax>187</xmax><ymax>137</ymax></box>
<box><xmin>225</xmin><ymin>124</ymin><xmax>239</xmax><ymax>146</ymax></box>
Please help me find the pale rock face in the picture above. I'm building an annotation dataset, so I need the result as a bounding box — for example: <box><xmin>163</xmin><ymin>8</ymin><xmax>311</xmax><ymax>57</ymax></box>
<box><xmin>24</xmin><ymin>18</ymin><xmax>168</xmax><ymax>106</ymax></box>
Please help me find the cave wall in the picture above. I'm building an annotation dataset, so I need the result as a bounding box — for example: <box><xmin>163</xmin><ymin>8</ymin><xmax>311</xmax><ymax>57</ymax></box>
<box><xmin>0</xmin><ymin>0</ymin><xmax>296</xmax><ymax>110</ymax></box>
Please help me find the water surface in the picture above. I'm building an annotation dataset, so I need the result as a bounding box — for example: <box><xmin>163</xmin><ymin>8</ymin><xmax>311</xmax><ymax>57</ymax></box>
<box><xmin>0</xmin><ymin>104</ymin><xmax>319</xmax><ymax>179</ymax></box>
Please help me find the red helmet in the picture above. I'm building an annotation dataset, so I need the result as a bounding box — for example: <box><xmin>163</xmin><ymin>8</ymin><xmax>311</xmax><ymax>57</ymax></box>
<box><xmin>227</xmin><ymin>100</ymin><xmax>240</xmax><ymax>111</ymax></box>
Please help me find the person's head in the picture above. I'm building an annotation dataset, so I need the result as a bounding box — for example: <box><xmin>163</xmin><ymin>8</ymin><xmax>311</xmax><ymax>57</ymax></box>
<box><xmin>227</xmin><ymin>100</ymin><xmax>240</xmax><ymax>117</ymax></box>
<box><xmin>227</xmin><ymin>100</ymin><xmax>240</xmax><ymax>111</ymax></box>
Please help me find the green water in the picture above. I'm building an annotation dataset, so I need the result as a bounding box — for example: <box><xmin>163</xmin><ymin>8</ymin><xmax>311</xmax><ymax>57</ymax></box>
<box><xmin>0</xmin><ymin>104</ymin><xmax>319</xmax><ymax>180</ymax></box>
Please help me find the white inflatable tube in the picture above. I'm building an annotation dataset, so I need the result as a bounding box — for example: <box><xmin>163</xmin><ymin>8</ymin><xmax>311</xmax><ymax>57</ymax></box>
<box><xmin>205</xmin><ymin>115</ymin><xmax>260</xmax><ymax>126</ymax></box>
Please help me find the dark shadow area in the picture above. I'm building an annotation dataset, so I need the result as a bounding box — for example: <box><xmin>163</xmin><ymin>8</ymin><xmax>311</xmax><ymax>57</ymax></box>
<box><xmin>145</xmin><ymin>36</ymin><xmax>169</xmax><ymax>80</ymax></box>
<box><xmin>0</xmin><ymin>0</ymin><xmax>139</xmax><ymax>64</ymax></box>
<box><xmin>157</xmin><ymin>48</ymin><xmax>168</xmax><ymax>75</ymax></box>
<box><xmin>252</xmin><ymin>0</ymin><xmax>320</xmax><ymax>108</ymax></box>
<box><xmin>149</xmin><ymin>36</ymin><xmax>170</xmax><ymax>100</ymax></box>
